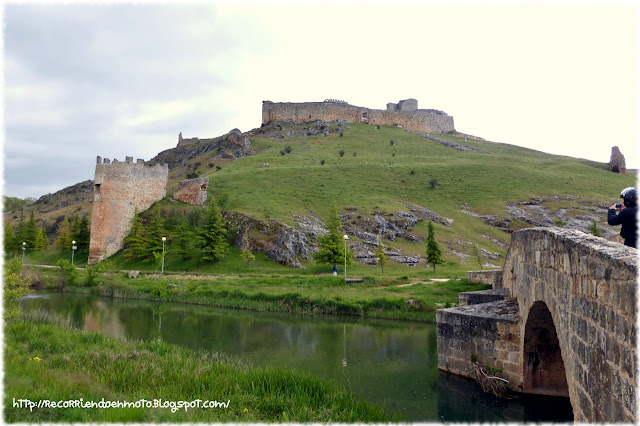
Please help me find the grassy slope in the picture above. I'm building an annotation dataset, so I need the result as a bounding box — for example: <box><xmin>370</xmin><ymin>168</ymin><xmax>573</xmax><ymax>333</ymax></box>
<box><xmin>164</xmin><ymin>123</ymin><xmax>635</xmax><ymax>269</ymax></box>
<box><xmin>5</xmin><ymin>311</ymin><xmax>392</xmax><ymax>422</ymax></box>
<box><xmin>14</xmin><ymin>123</ymin><xmax>636</xmax><ymax>275</ymax></box>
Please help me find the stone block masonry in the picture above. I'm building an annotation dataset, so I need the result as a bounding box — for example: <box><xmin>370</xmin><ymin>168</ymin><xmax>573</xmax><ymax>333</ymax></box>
<box><xmin>173</xmin><ymin>177</ymin><xmax>208</xmax><ymax>205</ymax></box>
<box><xmin>262</xmin><ymin>98</ymin><xmax>455</xmax><ymax>134</ymax></box>
<box><xmin>438</xmin><ymin>227</ymin><xmax>638</xmax><ymax>423</ymax></box>
<box><xmin>88</xmin><ymin>156</ymin><xmax>168</xmax><ymax>264</ymax></box>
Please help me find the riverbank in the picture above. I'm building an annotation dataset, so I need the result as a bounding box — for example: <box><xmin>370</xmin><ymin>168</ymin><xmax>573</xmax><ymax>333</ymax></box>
<box><xmin>30</xmin><ymin>266</ymin><xmax>491</xmax><ymax>322</ymax></box>
<box><xmin>5</xmin><ymin>310</ymin><xmax>393</xmax><ymax>422</ymax></box>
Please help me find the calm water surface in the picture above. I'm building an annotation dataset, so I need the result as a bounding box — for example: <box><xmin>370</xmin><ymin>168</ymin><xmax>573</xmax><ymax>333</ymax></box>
<box><xmin>20</xmin><ymin>291</ymin><xmax>573</xmax><ymax>422</ymax></box>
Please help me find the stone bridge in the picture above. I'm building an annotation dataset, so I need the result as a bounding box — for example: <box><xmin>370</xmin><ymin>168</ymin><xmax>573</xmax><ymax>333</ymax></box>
<box><xmin>437</xmin><ymin>227</ymin><xmax>637</xmax><ymax>422</ymax></box>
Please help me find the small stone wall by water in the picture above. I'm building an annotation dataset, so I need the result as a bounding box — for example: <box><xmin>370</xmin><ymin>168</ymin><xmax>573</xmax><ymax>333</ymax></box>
<box><xmin>437</xmin><ymin>298</ymin><xmax>521</xmax><ymax>384</ymax></box>
<box><xmin>466</xmin><ymin>270</ymin><xmax>503</xmax><ymax>287</ymax></box>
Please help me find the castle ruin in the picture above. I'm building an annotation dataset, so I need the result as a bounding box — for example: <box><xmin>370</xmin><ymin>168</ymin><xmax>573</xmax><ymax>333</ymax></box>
<box><xmin>262</xmin><ymin>98</ymin><xmax>455</xmax><ymax>133</ymax></box>
<box><xmin>88</xmin><ymin>156</ymin><xmax>169</xmax><ymax>264</ymax></box>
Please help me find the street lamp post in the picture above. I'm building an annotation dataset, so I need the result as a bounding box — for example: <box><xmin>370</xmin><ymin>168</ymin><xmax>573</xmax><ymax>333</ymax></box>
<box><xmin>161</xmin><ymin>237</ymin><xmax>166</xmax><ymax>274</ymax></box>
<box><xmin>343</xmin><ymin>234</ymin><xmax>349</xmax><ymax>278</ymax></box>
<box><xmin>71</xmin><ymin>240</ymin><xmax>77</xmax><ymax>265</ymax></box>
<box><xmin>22</xmin><ymin>242</ymin><xmax>26</xmax><ymax>263</ymax></box>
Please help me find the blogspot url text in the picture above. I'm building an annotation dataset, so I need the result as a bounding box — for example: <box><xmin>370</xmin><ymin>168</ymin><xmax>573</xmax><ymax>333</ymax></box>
<box><xmin>13</xmin><ymin>398</ymin><xmax>230</xmax><ymax>413</ymax></box>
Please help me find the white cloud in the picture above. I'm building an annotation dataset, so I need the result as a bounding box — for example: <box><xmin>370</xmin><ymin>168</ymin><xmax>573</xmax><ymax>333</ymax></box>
<box><xmin>3</xmin><ymin>2</ymin><xmax>638</xmax><ymax>199</ymax></box>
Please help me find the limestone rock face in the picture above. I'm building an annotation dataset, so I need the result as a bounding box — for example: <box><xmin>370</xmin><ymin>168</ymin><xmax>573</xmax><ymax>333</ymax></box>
<box><xmin>173</xmin><ymin>177</ymin><xmax>208</xmax><ymax>205</ymax></box>
<box><xmin>609</xmin><ymin>146</ymin><xmax>626</xmax><ymax>174</ymax></box>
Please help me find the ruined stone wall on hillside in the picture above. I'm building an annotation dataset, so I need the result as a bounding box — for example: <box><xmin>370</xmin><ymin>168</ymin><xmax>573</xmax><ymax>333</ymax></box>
<box><xmin>88</xmin><ymin>156</ymin><xmax>168</xmax><ymax>264</ymax></box>
<box><xmin>262</xmin><ymin>99</ymin><xmax>455</xmax><ymax>133</ymax></box>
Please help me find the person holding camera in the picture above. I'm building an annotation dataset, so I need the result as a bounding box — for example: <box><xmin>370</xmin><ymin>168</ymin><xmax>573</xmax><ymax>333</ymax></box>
<box><xmin>607</xmin><ymin>187</ymin><xmax>637</xmax><ymax>248</ymax></box>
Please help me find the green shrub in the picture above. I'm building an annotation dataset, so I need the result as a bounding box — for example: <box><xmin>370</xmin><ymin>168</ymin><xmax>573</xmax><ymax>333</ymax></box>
<box><xmin>56</xmin><ymin>259</ymin><xmax>78</xmax><ymax>287</ymax></box>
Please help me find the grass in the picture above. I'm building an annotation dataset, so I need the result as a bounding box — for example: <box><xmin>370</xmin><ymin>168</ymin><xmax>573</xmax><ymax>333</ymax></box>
<box><xmin>10</xmin><ymin>123</ymin><xmax>635</xmax><ymax>278</ymax></box>
<box><xmin>5</xmin><ymin>310</ymin><xmax>394</xmax><ymax>423</ymax></box>
<box><xmin>24</xmin><ymin>265</ymin><xmax>490</xmax><ymax>322</ymax></box>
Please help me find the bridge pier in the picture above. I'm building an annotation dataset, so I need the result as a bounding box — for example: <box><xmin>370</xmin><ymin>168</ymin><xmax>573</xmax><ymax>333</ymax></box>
<box><xmin>437</xmin><ymin>227</ymin><xmax>637</xmax><ymax>423</ymax></box>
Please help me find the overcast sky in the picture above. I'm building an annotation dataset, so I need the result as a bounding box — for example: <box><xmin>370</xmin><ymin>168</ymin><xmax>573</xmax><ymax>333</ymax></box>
<box><xmin>2</xmin><ymin>1</ymin><xmax>638</xmax><ymax>199</ymax></box>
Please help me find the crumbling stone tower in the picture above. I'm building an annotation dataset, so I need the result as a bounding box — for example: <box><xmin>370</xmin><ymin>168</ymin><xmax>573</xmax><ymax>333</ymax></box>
<box><xmin>88</xmin><ymin>156</ymin><xmax>169</xmax><ymax>264</ymax></box>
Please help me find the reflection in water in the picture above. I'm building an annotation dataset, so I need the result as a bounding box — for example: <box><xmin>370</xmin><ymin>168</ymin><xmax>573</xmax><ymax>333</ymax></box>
<box><xmin>20</xmin><ymin>291</ymin><xmax>573</xmax><ymax>422</ymax></box>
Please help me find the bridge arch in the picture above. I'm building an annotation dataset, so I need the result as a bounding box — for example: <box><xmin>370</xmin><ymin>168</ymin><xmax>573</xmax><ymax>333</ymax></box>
<box><xmin>522</xmin><ymin>300</ymin><xmax>568</xmax><ymax>397</ymax></box>
<box><xmin>437</xmin><ymin>227</ymin><xmax>636</xmax><ymax>422</ymax></box>
<box><xmin>503</xmin><ymin>228</ymin><xmax>637</xmax><ymax>422</ymax></box>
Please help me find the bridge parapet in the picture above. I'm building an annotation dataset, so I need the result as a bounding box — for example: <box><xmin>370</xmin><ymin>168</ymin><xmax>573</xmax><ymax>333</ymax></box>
<box><xmin>503</xmin><ymin>227</ymin><xmax>637</xmax><ymax>422</ymax></box>
<box><xmin>438</xmin><ymin>227</ymin><xmax>637</xmax><ymax>423</ymax></box>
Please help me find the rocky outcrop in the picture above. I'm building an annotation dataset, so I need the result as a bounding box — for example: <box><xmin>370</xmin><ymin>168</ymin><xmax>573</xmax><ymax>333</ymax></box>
<box><xmin>151</xmin><ymin>129</ymin><xmax>251</xmax><ymax>170</ymax></box>
<box><xmin>609</xmin><ymin>146</ymin><xmax>626</xmax><ymax>174</ymax></box>
<box><xmin>462</xmin><ymin>196</ymin><xmax>620</xmax><ymax>238</ymax></box>
<box><xmin>29</xmin><ymin>180</ymin><xmax>94</xmax><ymax>213</ymax></box>
<box><xmin>253</xmin><ymin>120</ymin><xmax>350</xmax><ymax>139</ymax></box>
<box><xmin>226</xmin><ymin>212</ymin><xmax>312</xmax><ymax>268</ymax></box>
<box><xmin>226</xmin><ymin>204</ymin><xmax>451</xmax><ymax>267</ymax></box>
<box><xmin>406</xmin><ymin>130</ymin><xmax>489</xmax><ymax>154</ymax></box>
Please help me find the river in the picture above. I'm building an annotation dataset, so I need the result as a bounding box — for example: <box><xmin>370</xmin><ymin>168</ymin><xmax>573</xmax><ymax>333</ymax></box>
<box><xmin>19</xmin><ymin>291</ymin><xmax>573</xmax><ymax>422</ymax></box>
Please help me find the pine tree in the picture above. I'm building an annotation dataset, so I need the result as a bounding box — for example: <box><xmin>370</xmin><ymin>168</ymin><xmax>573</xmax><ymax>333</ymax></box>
<box><xmin>197</xmin><ymin>197</ymin><xmax>228</xmax><ymax>262</ymax></box>
<box><xmin>241</xmin><ymin>232</ymin><xmax>255</xmax><ymax>268</ymax></box>
<box><xmin>23</xmin><ymin>210</ymin><xmax>39</xmax><ymax>249</ymax></box>
<box><xmin>472</xmin><ymin>244</ymin><xmax>484</xmax><ymax>270</ymax></box>
<box><xmin>55</xmin><ymin>217</ymin><xmax>72</xmax><ymax>252</ymax></box>
<box><xmin>73</xmin><ymin>215</ymin><xmax>91</xmax><ymax>254</ymax></box>
<box><xmin>145</xmin><ymin>210</ymin><xmax>166</xmax><ymax>260</ymax></box>
<box><xmin>15</xmin><ymin>208</ymin><xmax>26</xmax><ymax>246</ymax></box>
<box><xmin>35</xmin><ymin>227</ymin><xmax>47</xmax><ymax>250</ymax></box>
<box><xmin>588</xmin><ymin>219</ymin><xmax>603</xmax><ymax>237</ymax></box>
<box><xmin>374</xmin><ymin>235</ymin><xmax>387</xmax><ymax>273</ymax></box>
<box><xmin>314</xmin><ymin>206</ymin><xmax>352</xmax><ymax>266</ymax></box>
<box><xmin>123</xmin><ymin>208</ymin><xmax>147</xmax><ymax>260</ymax></box>
<box><xmin>4</xmin><ymin>222</ymin><xmax>16</xmax><ymax>255</ymax></box>
<box><xmin>426</xmin><ymin>220</ymin><xmax>444</xmax><ymax>272</ymax></box>
<box><xmin>172</xmin><ymin>212</ymin><xmax>194</xmax><ymax>261</ymax></box>
<box><xmin>70</xmin><ymin>212</ymin><xmax>81</xmax><ymax>240</ymax></box>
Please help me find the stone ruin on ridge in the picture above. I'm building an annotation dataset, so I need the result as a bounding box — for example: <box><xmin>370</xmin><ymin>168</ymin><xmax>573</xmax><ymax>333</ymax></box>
<box><xmin>262</xmin><ymin>98</ymin><xmax>455</xmax><ymax>134</ymax></box>
<box><xmin>609</xmin><ymin>146</ymin><xmax>626</xmax><ymax>174</ymax></box>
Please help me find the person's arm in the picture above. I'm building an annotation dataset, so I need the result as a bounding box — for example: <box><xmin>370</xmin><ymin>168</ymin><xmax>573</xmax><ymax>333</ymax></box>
<box><xmin>608</xmin><ymin>205</ymin><xmax>623</xmax><ymax>226</ymax></box>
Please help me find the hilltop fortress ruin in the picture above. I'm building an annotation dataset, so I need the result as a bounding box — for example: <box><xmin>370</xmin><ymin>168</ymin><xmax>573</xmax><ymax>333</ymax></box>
<box><xmin>86</xmin><ymin>99</ymin><xmax>453</xmax><ymax>264</ymax></box>
<box><xmin>88</xmin><ymin>156</ymin><xmax>168</xmax><ymax>264</ymax></box>
<box><xmin>262</xmin><ymin>98</ymin><xmax>455</xmax><ymax>133</ymax></box>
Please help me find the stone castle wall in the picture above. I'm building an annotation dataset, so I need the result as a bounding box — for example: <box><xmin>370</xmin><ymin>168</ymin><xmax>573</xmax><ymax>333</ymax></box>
<box><xmin>88</xmin><ymin>156</ymin><xmax>168</xmax><ymax>264</ymax></box>
<box><xmin>262</xmin><ymin>99</ymin><xmax>455</xmax><ymax>134</ymax></box>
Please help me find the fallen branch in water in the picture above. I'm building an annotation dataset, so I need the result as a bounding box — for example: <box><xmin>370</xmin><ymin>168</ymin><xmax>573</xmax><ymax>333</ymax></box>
<box><xmin>473</xmin><ymin>362</ymin><xmax>509</xmax><ymax>397</ymax></box>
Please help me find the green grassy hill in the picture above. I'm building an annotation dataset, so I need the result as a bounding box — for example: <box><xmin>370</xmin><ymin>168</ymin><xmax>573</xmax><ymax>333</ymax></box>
<box><xmin>147</xmin><ymin>122</ymin><xmax>634</xmax><ymax>273</ymax></box>
<box><xmin>11</xmin><ymin>121</ymin><xmax>636</xmax><ymax>276</ymax></box>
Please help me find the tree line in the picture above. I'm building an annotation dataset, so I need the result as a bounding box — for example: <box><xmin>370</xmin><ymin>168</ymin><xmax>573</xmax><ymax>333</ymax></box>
<box><xmin>4</xmin><ymin>199</ymin><xmax>445</xmax><ymax>273</ymax></box>
<box><xmin>122</xmin><ymin>197</ymin><xmax>230</xmax><ymax>267</ymax></box>
<box><xmin>3</xmin><ymin>209</ymin><xmax>90</xmax><ymax>257</ymax></box>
